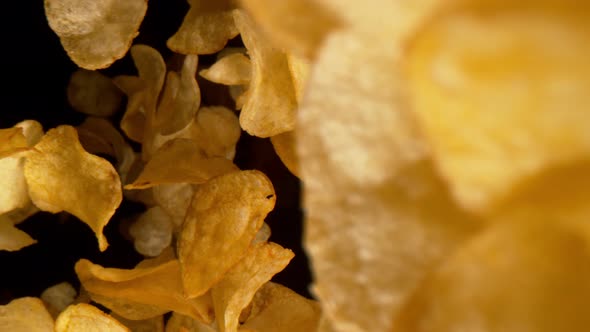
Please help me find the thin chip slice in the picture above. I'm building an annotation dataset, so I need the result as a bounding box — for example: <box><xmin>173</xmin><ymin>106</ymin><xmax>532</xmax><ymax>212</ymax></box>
<box><xmin>178</xmin><ymin>170</ymin><xmax>276</xmax><ymax>298</ymax></box>
<box><xmin>0</xmin><ymin>127</ymin><xmax>27</xmax><ymax>158</ymax></box>
<box><xmin>67</xmin><ymin>69</ymin><xmax>123</xmax><ymax>117</ymax></box>
<box><xmin>153</xmin><ymin>183</ymin><xmax>195</xmax><ymax>229</ymax></box>
<box><xmin>200</xmin><ymin>53</ymin><xmax>252</xmax><ymax>86</ymax></box>
<box><xmin>41</xmin><ymin>282</ymin><xmax>77</xmax><ymax>317</ymax></box>
<box><xmin>125</xmin><ymin>138</ymin><xmax>238</xmax><ymax>189</ymax></box>
<box><xmin>0</xmin><ymin>297</ymin><xmax>55</xmax><ymax>332</ymax></box>
<box><xmin>129</xmin><ymin>206</ymin><xmax>174</xmax><ymax>257</ymax></box>
<box><xmin>165</xmin><ymin>313</ymin><xmax>217</xmax><ymax>332</ymax></box>
<box><xmin>112</xmin><ymin>314</ymin><xmax>165</xmax><ymax>332</ymax></box>
<box><xmin>270</xmin><ymin>131</ymin><xmax>298</xmax><ymax>177</ymax></box>
<box><xmin>24</xmin><ymin>126</ymin><xmax>122</xmax><ymax>251</ymax></box>
<box><xmin>55</xmin><ymin>303</ymin><xmax>128</xmax><ymax>332</ymax></box>
<box><xmin>44</xmin><ymin>0</ymin><xmax>147</xmax><ymax>69</ymax></box>
<box><xmin>0</xmin><ymin>219</ymin><xmax>37</xmax><ymax>251</ymax></box>
<box><xmin>212</xmin><ymin>242</ymin><xmax>294</xmax><ymax>332</ymax></box>
<box><xmin>192</xmin><ymin>106</ymin><xmax>241</xmax><ymax>159</ymax></box>
<box><xmin>233</xmin><ymin>9</ymin><xmax>297</xmax><ymax>138</ymax></box>
<box><xmin>167</xmin><ymin>0</ymin><xmax>239</xmax><ymax>55</ymax></box>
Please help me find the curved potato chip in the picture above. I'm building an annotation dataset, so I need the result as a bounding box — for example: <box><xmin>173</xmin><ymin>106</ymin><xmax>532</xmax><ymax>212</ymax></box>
<box><xmin>178</xmin><ymin>170</ymin><xmax>276</xmax><ymax>298</ymax></box>
<box><xmin>44</xmin><ymin>0</ymin><xmax>147</xmax><ymax>69</ymax></box>
<box><xmin>167</xmin><ymin>0</ymin><xmax>239</xmax><ymax>55</ymax></box>
<box><xmin>76</xmin><ymin>258</ymin><xmax>213</xmax><ymax>322</ymax></box>
<box><xmin>238</xmin><ymin>0</ymin><xmax>341</xmax><ymax>59</ymax></box>
<box><xmin>0</xmin><ymin>218</ymin><xmax>37</xmax><ymax>251</ymax></box>
<box><xmin>200</xmin><ymin>53</ymin><xmax>251</xmax><ymax>86</ymax></box>
<box><xmin>212</xmin><ymin>242</ymin><xmax>294</xmax><ymax>332</ymax></box>
<box><xmin>125</xmin><ymin>138</ymin><xmax>238</xmax><ymax>189</ymax></box>
<box><xmin>24</xmin><ymin>125</ymin><xmax>122</xmax><ymax>251</ymax></box>
<box><xmin>67</xmin><ymin>69</ymin><xmax>123</xmax><ymax>117</ymax></box>
<box><xmin>270</xmin><ymin>131</ymin><xmax>298</xmax><ymax>177</ymax></box>
<box><xmin>0</xmin><ymin>297</ymin><xmax>55</xmax><ymax>332</ymax></box>
<box><xmin>56</xmin><ymin>303</ymin><xmax>128</xmax><ymax>332</ymax></box>
<box><xmin>165</xmin><ymin>313</ymin><xmax>216</xmax><ymax>332</ymax></box>
<box><xmin>129</xmin><ymin>206</ymin><xmax>174</xmax><ymax>257</ymax></box>
<box><xmin>112</xmin><ymin>313</ymin><xmax>164</xmax><ymax>332</ymax></box>
<box><xmin>286</xmin><ymin>54</ymin><xmax>310</xmax><ymax>103</ymax></box>
<box><xmin>0</xmin><ymin>127</ymin><xmax>27</xmax><ymax>158</ymax></box>
<box><xmin>241</xmin><ymin>282</ymin><xmax>321</xmax><ymax>332</ymax></box>
<box><xmin>41</xmin><ymin>282</ymin><xmax>77</xmax><ymax>317</ymax></box>
<box><xmin>153</xmin><ymin>183</ymin><xmax>195</xmax><ymax>229</ymax></box>
<box><xmin>193</xmin><ymin>106</ymin><xmax>241</xmax><ymax>159</ymax></box>
<box><xmin>233</xmin><ymin>10</ymin><xmax>297</xmax><ymax>138</ymax></box>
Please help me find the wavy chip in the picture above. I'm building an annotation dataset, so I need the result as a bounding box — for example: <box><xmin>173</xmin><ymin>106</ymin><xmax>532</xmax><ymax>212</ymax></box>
<box><xmin>233</xmin><ymin>10</ymin><xmax>297</xmax><ymax>137</ymax></box>
<box><xmin>125</xmin><ymin>138</ymin><xmax>238</xmax><ymax>189</ymax></box>
<box><xmin>56</xmin><ymin>303</ymin><xmax>128</xmax><ymax>332</ymax></box>
<box><xmin>23</xmin><ymin>125</ymin><xmax>122</xmax><ymax>251</ymax></box>
<box><xmin>178</xmin><ymin>170</ymin><xmax>276</xmax><ymax>298</ymax></box>
<box><xmin>0</xmin><ymin>297</ymin><xmax>55</xmax><ymax>332</ymax></box>
<box><xmin>67</xmin><ymin>69</ymin><xmax>123</xmax><ymax>117</ymax></box>
<box><xmin>44</xmin><ymin>0</ymin><xmax>147</xmax><ymax>69</ymax></box>
<box><xmin>200</xmin><ymin>53</ymin><xmax>251</xmax><ymax>86</ymax></box>
<box><xmin>270</xmin><ymin>131</ymin><xmax>298</xmax><ymax>177</ymax></box>
<box><xmin>212</xmin><ymin>242</ymin><xmax>294</xmax><ymax>332</ymax></box>
<box><xmin>167</xmin><ymin>0</ymin><xmax>239</xmax><ymax>55</ymax></box>
<box><xmin>153</xmin><ymin>183</ymin><xmax>194</xmax><ymax>229</ymax></box>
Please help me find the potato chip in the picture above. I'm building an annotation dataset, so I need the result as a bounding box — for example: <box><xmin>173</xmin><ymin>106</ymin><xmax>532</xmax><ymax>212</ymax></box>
<box><xmin>23</xmin><ymin>125</ymin><xmax>122</xmax><ymax>251</ymax></box>
<box><xmin>125</xmin><ymin>138</ymin><xmax>238</xmax><ymax>189</ymax></box>
<box><xmin>0</xmin><ymin>217</ymin><xmax>37</xmax><ymax>251</ymax></box>
<box><xmin>112</xmin><ymin>314</ymin><xmax>165</xmax><ymax>332</ymax></box>
<box><xmin>165</xmin><ymin>313</ymin><xmax>217</xmax><ymax>332</ymax></box>
<box><xmin>153</xmin><ymin>183</ymin><xmax>194</xmax><ymax>229</ymax></box>
<box><xmin>192</xmin><ymin>106</ymin><xmax>241</xmax><ymax>159</ymax></box>
<box><xmin>0</xmin><ymin>127</ymin><xmax>27</xmax><ymax>158</ymax></box>
<box><xmin>252</xmin><ymin>222</ymin><xmax>271</xmax><ymax>245</ymax></box>
<box><xmin>406</xmin><ymin>2</ymin><xmax>590</xmax><ymax>212</ymax></box>
<box><xmin>238</xmin><ymin>0</ymin><xmax>341</xmax><ymax>59</ymax></box>
<box><xmin>0</xmin><ymin>297</ymin><xmax>55</xmax><ymax>332</ymax></box>
<box><xmin>76</xmin><ymin>257</ymin><xmax>213</xmax><ymax>322</ymax></box>
<box><xmin>55</xmin><ymin>303</ymin><xmax>129</xmax><ymax>332</ymax></box>
<box><xmin>178</xmin><ymin>170</ymin><xmax>276</xmax><ymax>298</ymax></box>
<box><xmin>200</xmin><ymin>53</ymin><xmax>251</xmax><ymax>86</ymax></box>
<box><xmin>167</xmin><ymin>0</ymin><xmax>239</xmax><ymax>55</ymax></box>
<box><xmin>44</xmin><ymin>0</ymin><xmax>147</xmax><ymax>69</ymax></box>
<box><xmin>41</xmin><ymin>282</ymin><xmax>77</xmax><ymax>317</ymax></box>
<box><xmin>270</xmin><ymin>131</ymin><xmax>298</xmax><ymax>177</ymax></box>
<box><xmin>212</xmin><ymin>242</ymin><xmax>294</xmax><ymax>332</ymax></box>
<box><xmin>233</xmin><ymin>10</ymin><xmax>297</xmax><ymax>138</ymax></box>
<box><xmin>241</xmin><ymin>282</ymin><xmax>320</xmax><ymax>332</ymax></box>
<box><xmin>129</xmin><ymin>206</ymin><xmax>174</xmax><ymax>257</ymax></box>
<box><xmin>67</xmin><ymin>69</ymin><xmax>123</xmax><ymax>117</ymax></box>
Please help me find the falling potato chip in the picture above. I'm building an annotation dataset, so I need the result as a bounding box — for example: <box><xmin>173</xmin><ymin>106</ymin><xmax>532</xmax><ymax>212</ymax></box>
<box><xmin>200</xmin><ymin>53</ymin><xmax>252</xmax><ymax>86</ymax></box>
<box><xmin>0</xmin><ymin>297</ymin><xmax>55</xmax><ymax>332</ymax></box>
<box><xmin>67</xmin><ymin>69</ymin><xmax>123</xmax><ymax>117</ymax></box>
<box><xmin>153</xmin><ymin>183</ymin><xmax>195</xmax><ymax>229</ymax></box>
<box><xmin>0</xmin><ymin>127</ymin><xmax>27</xmax><ymax>158</ymax></box>
<box><xmin>76</xmin><ymin>257</ymin><xmax>213</xmax><ymax>322</ymax></box>
<box><xmin>212</xmin><ymin>242</ymin><xmax>294</xmax><ymax>332</ymax></box>
<box><xmin>126</xmin><ymin>138</ymin><xmax>238</xmax><ymax>189</ymax></box>
<box><xmin>23</xmin><ymin>125</ymin><xmax>122</xmax><ymax>251</ymax></box>
<box><xmin>270</xmin><ymin>131</ymin><xmax>298</xmax><ymax>177</ymax></box>
<box><xmin>238</xmin><ymin>0</ymin><xmax>341</xmax><ymax>59</ymax></box>
<box><xmin>0</xmin><ymin>218</ymin><xmax>37</xmax><ymax>251</ymax></box>
<box><xmin>233</xmin><ymin>9</ymin><xmax>297</xmax><ymax>138</ymax></box>
<box><xmin>165</xmin><ymin>313</ymin><xmax>217</xmax><ymax>332</ymax></box>
<box><xmin>55</xmin><ymin>303</ymin><xmax>128</xmax><ymax>332</ymax></box>
<box><xmin>178</xmin><ymin>170</ymin><xmax>276</xmax><ymax>298</ymax></box>
<box><xmin>44</xmin><ymin>0</ymin><xmax>147</xmax><ymax>69</ymax></box>
<box><xmin>41</xmin><ymin>282</ymin><xmax>77</xmax><ymax>317</ymax></box>
<box><xmin>129</xmin><ymin>206</ymin><xmax>174</xmax><ymax>257</ymax></box>
<box><xmin>112</xmin><ymin>313</ymin><xmax>165</xmax><ymax>332</ymax></box>
<box><xmin>167</xmin><ymin>0</ymin><xmax>239</xmax><ymax>55</ymax></box>
<box><xmin>241</xmin><ymin>282</ymin><xmax>321</xmax><ymax>332</ymax></box>
<box><xmin>192</xmin><ymin>106</ymin><xmax>241</xmax><ymax>159</ymax></box>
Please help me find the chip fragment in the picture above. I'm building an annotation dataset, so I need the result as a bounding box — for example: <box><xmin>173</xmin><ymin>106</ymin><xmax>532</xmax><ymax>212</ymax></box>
<box><xmin>0</xmin><ymin>297</ymin><xmax>55</xmax><ymax>332</ymax></box>
<box><xmin>24</xmin><ymin>125</ymin><xmax>122</xmax><ymax>251</ymax></box>
<box><xmin>200</xmin><ymin>53</ymin><xmax>251</xmax><ymax>86</ymax></box>
<box><xmin>55</xmin><ymin>303</ymin><xmax>129</xmax><ymax>332</ymax></box>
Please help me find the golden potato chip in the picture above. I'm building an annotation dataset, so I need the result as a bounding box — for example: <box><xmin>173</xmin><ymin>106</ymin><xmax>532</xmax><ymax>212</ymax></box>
<box><xmin>44</xmin><ymin>0</ymin><xmax>147</xmax><ymax>69</ymax></box>
<box><xmin>238</xmin><ymin>0</ymin><xmax>341</xmax><ymax>59</ymax></box>
<box><xmin>200</xmin><ymin>53</ymin><xmax>251</xmax><ymax>86</ymax></box>
<box><xmin>270</xmin><ymin>131</ymin><xmax>298</xmax><ymax>177</ymax></box>
<box><xmin>233</xmin><ymin>10</ymin><xmax>297</xmax><ymax>138</ymax></box>
<box><xmin>76</xmin><ymin>257</ymin><xmax>213</xmax><ymax>322</ymax></box>
<box><xmin>165</xmin><ymin>313</ymin><xmax>217</xmax><ymax>332</ymax></box>
<box><xmin>125</xmin><ymin>138</ymin><xmax>238</xmax><ymax>189</ymax></box>
<box><xmin>0</xmin><ymin>214</ymin><xmax>37</xmax><ymax>252</ymax></box>
<box><xmin>55</xmin><ymin>303</ymin><xmax>128</xmax><ymax>332</ymax></box>
<box><xmin>212</xmin><ymin>242</ymin><xmax>294</xmax><ymax>332</ymax></box>
<box><xmin>167</xmin><ymin>0</ymin><xmax>239</xmax><ymax>55</ymax></box>
<box><xmin>67</xmin><ymin>69</ymin><xmax>123</xmax><ymax>117</ymax></box>
<box><xmin>252</xmin><ymin>222</ymin><xmax>271</xmax><ymax>245</ymax></box>
<box><xmin>23</xmin><ymin>125</ymin><xmax>122</xmax><ymax>251</ymax></box>
<box><xmin>0</xmin><ymin>127</ymin><xmax>27</xmax><ymax>158</ymax></box>
<box><xmin>0</xmin><ymin>297</ymin><xmax>55</xmax><ymax>332</ymax></box>
<box><xmin>112</xmin><ymin>314</ymin><xmax>164</xmax><ymax>332</ymax></box>
<box><xmin>228</xmin><ymin>85</ymin><xmax>248</xmax><ymax>110</ymax></box>
<box><xmin>241</xmin><ymin>282</ymin><xmax>320</xmax><ymax>332</ymax></box>
<box><xmin>153</xmin><ymin>183</ymin><xmax>194</xmax><ymax>229</ymax></box>
<box><xmin>129</xmin><ymin>206</ymin><xmax>174</xmax><ymax>257</ymax></box>
<box><xmin>178</xmin><ymin>170</ymin><xmax>276</xmax><ymax>298</ymax></box>
<box><xmin>286</xmin><ymin>54</ymin><xmax>310</xmax><ymax>103</ymax></box>
<box><xmin>192</xmin><ymin>106</ymin><xmax>241</xmax><ymax>159</ymax></box>
<box><xmin>393</xmin><ymin>220</ymin><xmax>590</xmax><ymax>332</ymax></box>
<box><xmin>41</xmin><ymin>282</ymin><xmax>77</xmax><ymax>317</ymax></box>
<box><xmin>406</xmin><ymin>2</ymin><xmax>590</xmax><ymax>212</ymax></box>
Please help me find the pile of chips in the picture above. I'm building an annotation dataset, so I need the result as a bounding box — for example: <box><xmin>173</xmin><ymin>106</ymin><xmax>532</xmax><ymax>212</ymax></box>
<box><xmin>2</xmin><ymin>0</ymin><xmax>590</xmax><ymax>331</ymax></box>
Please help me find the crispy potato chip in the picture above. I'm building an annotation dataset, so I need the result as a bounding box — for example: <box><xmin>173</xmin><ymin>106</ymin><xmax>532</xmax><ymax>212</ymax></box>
<box><xmin>0</xmin><ymin>297</ymin><xmax>55</xmax><ymax>332</ymax></box>
<box><xmin>200</xmin><ymin>53</ymin><xmax>251</xmax><ymax>86</ymax></box>
<box><xmin>0</xmin><ymin>127</ymin><xmax>27</xmax><ymax>158</ymax></box>
<box><xmin>241</xmin><ymin>282</ymin><xmax>321</xmax><ymax>332</ymax></box>
<box><xmin>270</xmin><ymin>131</ymin><xmax>298</xmax><ymax>177</ymax></box>
<box><xmin>0</xmin><ymin>219</ymin><xmax>37</xmax><ymax>251</ymax></box>
<box><xmin>76</xmin><ymin>257</ymin><xmax>213</xmax><ymax>322</ymax></box>
<box><xmin>23</xmin><ymin>125</ymin><xmax>122</xmax><ymax>251</ymax></box>
<box><xmin>192</xmin><ymin>106</ymin><xmax>241</xmax><ymax>159</ymax></box>
<box><xmin>153</xmin><ymin>183</ymin><xmax>194</xmax><ymax>229</ymax></box>
<box><xmin>41</xmin><ymin>282</ymin><xmax>77</xmax><ymax>317</ymax></box>
<box><xmin>129</xmin><ymin>206</ymin><xmax>174</xmax><ymax>257</ymax></box>
<box><xmin>238</xmin><ymin>0</ymin><xmax>341</xmax><ymax>59</ymax></box>
<box><xmin>165</xmin><ymin>313</ymin><xmax>217</xmax><ymax>332</ymax></box>
<box><xmin>167</xmin><ymin>0</ymin><xmax>239</xmax><ymax>55</ymax></box>
<box><xmin>55</xmin><ymin>303</ymin><xmax>128</xmax><ymax>332</ymax></box>
<box><xmin>212</xmin><ymin>242</ymin><xmax>294</xmax><ymax>332</ymax></box>
<box><xmin>252</xmin><ymin>222</ymin><xmax>271</xmax><ymax>245</ymax></box>
<box><xmin>67</xmin><ymin>69</ymin><xmax>123</xmax><ymax>117</ymax></box>
<box><xmin>178</xmin><ymin>170</ymin><xmax>276</xmax><ymax>298</ymax></box>
<box><xmin>125</xmin><ymin>138</ymin><xmax>238</xmax><ymax>189</ymax></box>
<box><xmin>44</xmin><ymin>0</ymin><xmax>147</xmax><ymax>69</ymax></box>
<box><xmin>112</xmin><ymin>314</ymin><xmax>165</xmax><ymax>332</ymax></box>
<box><xmin>233</xmin><ymin>10</ymin><xmax>297</xmax><ymax>138</ymax></box>
<box><xmin>286</xmin><ymin>54</ymin><xmax>310</xmax><ymax>103</ymax></box>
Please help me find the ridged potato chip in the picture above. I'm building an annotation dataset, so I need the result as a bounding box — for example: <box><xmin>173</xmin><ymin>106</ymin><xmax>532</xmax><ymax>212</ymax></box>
<box><xmin>178</xmin><ymin>170</ymin><xmax>276</xmax><ymax>298</ymax></box>
<box><xmin>24</xmin><ymin>125</ymin><xmax>122</xmax><ymax>251</ymax></box>
<box><xmin>44</xmin><ymin>0</ymin><xmax>147</xmax><ymax>69</ymax></box>
<box><xmin>0</xmin><ymin>297</ymin><xmax>55</xmax><ymax>332</ymax></box>
<box><xmin>167</xmin><ymin>0</ymin><xmax>239</xmax><ymax>55</ymax></box>
<box><xmin>67</xmin><ymin>69</ymin><xmax>123</xmax><ymax>117</ymax></box>
<box><xmin>55</xmin><ymin>303</ymin><xmax>128</xmax><ymax>332</ymax></box>
<box><xmin>212</xmin><ymin>242</ymin><xmax>294</xmax><ymax>332</ymax></box>
<box><xmin>200</xmin><ymin>53</ymin><xmax>251</xmax><ymax>86</ymax></box>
